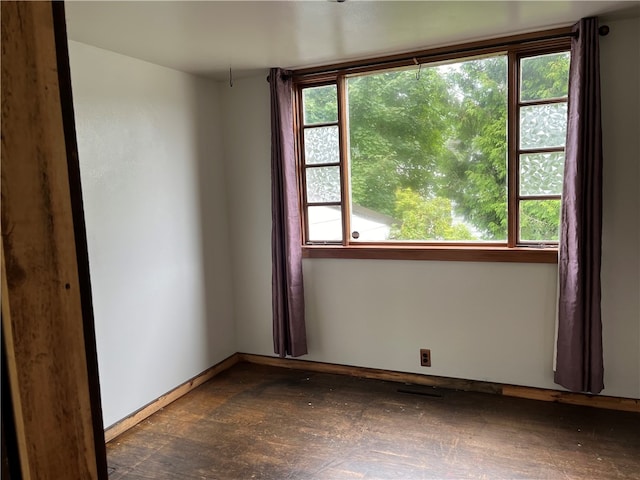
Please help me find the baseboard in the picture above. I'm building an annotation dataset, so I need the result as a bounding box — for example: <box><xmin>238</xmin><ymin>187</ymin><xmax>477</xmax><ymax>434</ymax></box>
<box><xmin>104</xmin><ymin>351</ymin><xmax>639</xmax><ymax>443</ymax></box>
<box><xmin>238</xmin><ymin>353</ymin><xmax>640</xmax><ymax>413</ymax></box>
<box><xmin>103</xmin><ymin>353</ymin><xmax>240</xmax><ymax>443</ymax></box>
<box><xmin>501</xmin><ymin>385</ymin><xmax>640</xmax><ymax>412</ymax></box>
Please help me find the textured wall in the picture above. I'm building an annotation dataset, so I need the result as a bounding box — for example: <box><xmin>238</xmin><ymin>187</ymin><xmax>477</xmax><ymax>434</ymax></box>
<box><xmin>69</xmin><ymin>41</ymin><xmax>236</xmax><ymax>427</ymax></box>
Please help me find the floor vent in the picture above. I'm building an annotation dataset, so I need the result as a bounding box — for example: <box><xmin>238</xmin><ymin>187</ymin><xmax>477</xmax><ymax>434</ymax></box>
<box><xmin>397</xmin><ymin>388</ymin><xmax>443</xmax><ymax>398</ymax></box>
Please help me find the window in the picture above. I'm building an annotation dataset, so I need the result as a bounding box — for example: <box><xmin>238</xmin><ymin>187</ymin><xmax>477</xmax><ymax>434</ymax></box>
<box><xmin>295</xmin><ymin>31</ymin><xmax>571</xmax><ymax>262</ymax></box>
<box><xmin>517</xmin><ymin>52</ymin><xmax>570</xmax><ymax>243</ymax></box>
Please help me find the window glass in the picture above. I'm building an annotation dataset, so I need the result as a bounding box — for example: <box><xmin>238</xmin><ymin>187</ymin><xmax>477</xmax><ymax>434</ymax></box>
<box><xmin>520</xmin><ymin>152</ymin><xmax>565</xmax><ymax>196</ymax></box>
<box><xmin>304</xmin><ymin>126</ymin><xmax>339</xmax><ymax>164</ymax></box>
<box><xmin>520</xmin><ymin>199</ymin><xmax>561</xmax><ymax>242</ymax></box>
<box><xmin>520</xmin><ymin>103</ymin><xmax>568</xmax><ymax>149</ymax></box>
<box><xmin>517</xmin><ymin>51</ymin><xmax>570</xmax><ymax>244</ymax></box>
<box><xmin>303</xmin><ymin>85</ymin><xmax>338</xmax><ymax>124</ymax></box>
<box><xmin>349</xmin><ymin>205</ymin><xmax>394</xmax><ymax>241</ymax></box>
<box><xmin>520</xmin><ymin>52</ymin><xmax>570</xmax><ymax>102</ymax></box>
<box><xmin>305</xmin><ymin>166</ymin><xmax>341</xmax><ymax>203</ymax></box>
<box><xmin>347</xmin><ymin>56</ymin><xmax>507</xmax><ymax>242</ymax></box>
<box><xmin>302</xmin><ymin>85</ymin><xmax>343</xmax><ymax>243</ymax></box>
<box><xmin>307</xmin><ymin>206</ymin><xmax>342</xmax><ymax>242</ymax></box>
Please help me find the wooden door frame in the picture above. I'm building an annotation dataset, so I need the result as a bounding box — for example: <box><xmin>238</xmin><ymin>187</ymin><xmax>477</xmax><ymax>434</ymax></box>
<box><xmin>1</xmin><ymin>1</ymin><xmax>108</xmax><ymax>478</ymax></box>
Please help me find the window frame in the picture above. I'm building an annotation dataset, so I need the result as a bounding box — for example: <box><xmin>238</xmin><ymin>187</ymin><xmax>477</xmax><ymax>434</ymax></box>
<box><xmin>294</xmin><ymin>28</ymin><xmax>572</xmax><ymax>263</ymax></box>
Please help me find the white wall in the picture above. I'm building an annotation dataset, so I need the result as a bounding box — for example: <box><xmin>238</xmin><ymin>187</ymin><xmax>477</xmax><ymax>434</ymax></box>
<box><xmin>69</xmin><ymin>41</ymin><xmax>236</xmax><ymax>427</ymax></box>
<box><xmin>220</xmin><ymin>77</ymin><xmax>274</xmax><ymax>354</ymax></box>
<box><xmin>599</xmin><ymin>16</ymin><xmax>640</xmax><ymax>398</ymax></box>
<box><xmin>223</xmin><ymin>16</ymin><xmax>640</xmax><ymax>399</ymax></box>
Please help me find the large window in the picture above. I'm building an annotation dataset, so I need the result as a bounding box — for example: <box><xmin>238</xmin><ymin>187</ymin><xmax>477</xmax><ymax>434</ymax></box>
<box><xmin>296</xmin><ymin>32</ymin><xmax>571</xmax><ymax>262</ymax></box>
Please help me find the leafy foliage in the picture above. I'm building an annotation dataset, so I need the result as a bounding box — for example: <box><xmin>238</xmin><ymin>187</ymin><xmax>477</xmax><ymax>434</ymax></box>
<box><xmin>302</xmin><ymin>85</ymin><xmax>337</xmax><ymax>124</ymax></box>
<box><xmin>391</xmin><ymin>188</ymin><xmax>474</xmax><ymax>241</ymax></box>
<box><xmin>347</xmin><ymin>57</ymin><xmax>508</xmax><ymax>241</ymax></box>
<box><xmin>439</xmin><ymin>56</ymin><xmax>508</xmax><ymax>240</ymax></box>
<box><xmin>520</xmin><ymin>52</ymin><xmax>570</xmax><ymax>101</ymax></box>
<box><xmin>347</xmin><ymin>68</ymin><xmax>454</xmax><ymax>218</ymax></box>
<box><xmin>520</xmin><ymin>199</ymin><xmax>561</xmax><ymax>242</ymax></box>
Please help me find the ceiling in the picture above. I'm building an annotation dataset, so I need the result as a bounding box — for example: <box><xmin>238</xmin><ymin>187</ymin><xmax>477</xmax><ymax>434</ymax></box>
<box><xmin>65</xmin><ymin>1</ymin><xmax>640</xmax><ymax>80</ymax></box>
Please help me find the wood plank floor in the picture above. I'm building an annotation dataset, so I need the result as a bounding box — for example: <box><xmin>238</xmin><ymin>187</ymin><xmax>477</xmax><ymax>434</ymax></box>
<box><xmin>107</xmin><ymin>362</ymin><xmax>640</xmax><ymax>479</ymax></box>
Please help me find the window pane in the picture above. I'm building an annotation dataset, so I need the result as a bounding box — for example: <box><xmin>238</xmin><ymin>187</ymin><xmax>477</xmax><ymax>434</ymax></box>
<box><xmin>349</xmin><ymin>205</ymin><xmax>393</xmax><ymax>241</ymax></box>
<box><xmin>520</xmin><ymin>52</ymin><xmax>570</xmax><ymax>102</ymax></box>
<box><xmin>519</xmin><ymin>199</ymin><xmax>561</xmax><ymax>242</ymax></box>
<box><xmin>306</xmin><ymin>166</ymin><xmax>341</xmax><ymax>203</ymax></box>
<box><xmin>347</xmin><ymin>55</ymin><xmax>508</xmax><ymax>241</ymax></box>
<box><xmin>520</xmin><ymin>152</ymin><xmax>565</xmax><ymax>196</ymax></box>
<box><xmin>303</xmin><ymin>85</ymin><xmax>338</xmax><ymax>125</ymax></box>
<box><xmin>304</xmin><ymin>126</ymin><xmax>339</xmax><ymax>165</ymax></box>
<box><xmin>307</xmin><ymin>206</ymin><xmax>342</xmax><ymax>242</ymax></box>
<box><xmin>520</xmin><ymin>103</ymin><xmax>567</xmax><ymax>149</ymax></box>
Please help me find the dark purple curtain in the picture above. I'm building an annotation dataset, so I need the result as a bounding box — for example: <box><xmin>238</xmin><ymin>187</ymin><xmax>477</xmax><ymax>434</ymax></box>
<box><xmin>555</xmin><ymin>18</ymin><xmax>604</xmax><ymax>393</ymax></box>
<box><xmin>270</xmin><ymin>68</ymin><xmax>308</xmax><ymax>358</ymax></box>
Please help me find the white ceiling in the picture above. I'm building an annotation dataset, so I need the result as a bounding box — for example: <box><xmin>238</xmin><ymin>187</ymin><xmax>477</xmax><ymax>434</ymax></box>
<box><xmin>65</xmin><ymin>1</ymin><xmax>640</xmax><ymax>80</ymax></box>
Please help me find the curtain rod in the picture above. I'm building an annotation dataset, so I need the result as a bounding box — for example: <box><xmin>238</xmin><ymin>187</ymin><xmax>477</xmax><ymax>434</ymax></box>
<box><xmin>267</xmin><ymin>24</ymin><xmax>609</xmax><ymax>82</ymax></box>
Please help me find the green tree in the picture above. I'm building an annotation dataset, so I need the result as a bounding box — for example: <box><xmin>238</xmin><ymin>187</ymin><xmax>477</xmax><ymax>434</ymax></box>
<box><xmin>302</xmin><ymin>85</ymin><xmax>337</xmax><ymax>124</ymax></box>
<box><xmin>347</xmin><ymin>68</ymin><xmax>454</xmax><ymax>217</ymax></box>
<box><xmin>520</xmin><ymin>199</ymin><xmax>562</xmax><ymax>241</ymax></box>
<box><xmin>521</xmin><ymin>52</ymin><xmax>570</xmax><ymax>101</ymax></box>
<box><xmin>347</xmin><ymin>58</ymin><xmax>508</xmax><ymax>241</ymax></box>
<box><xmin>391</xmin><ymin>188</ymin><xmax>474</xmax><ymax>240</ymax></box>
<box><xmin>439</xmin><ymin>56</ymin><xmax>508</xmax><ymax>240</ymax></box>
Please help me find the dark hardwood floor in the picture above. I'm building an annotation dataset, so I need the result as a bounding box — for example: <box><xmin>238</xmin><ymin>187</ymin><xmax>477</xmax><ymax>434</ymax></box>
<box><xmin>107</xmin><ymin>362</ymin><xmax>640</xmax><ymax>479</ymax></box>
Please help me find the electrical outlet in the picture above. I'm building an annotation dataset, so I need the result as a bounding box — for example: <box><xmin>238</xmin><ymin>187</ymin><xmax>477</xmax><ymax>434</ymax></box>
<box><xmin>420</xmin><ymin>348</ymin><xmax>431</xmax><ymax>367</ymax></box>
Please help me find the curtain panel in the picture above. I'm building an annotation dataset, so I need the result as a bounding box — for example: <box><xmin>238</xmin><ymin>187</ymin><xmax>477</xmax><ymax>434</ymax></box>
<box><xmin>555</xmin><ymin>18</ymin><xmax>604</xmax><ymax>393</ymax></box>
<box><xmin>270</xmin><ymin>68</ymin><xmax>308</xmax><ymax>358</ymax></box>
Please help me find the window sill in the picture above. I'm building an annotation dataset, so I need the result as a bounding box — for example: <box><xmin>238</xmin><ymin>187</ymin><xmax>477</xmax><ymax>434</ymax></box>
<box><xmin>302</xmin><ymin>245</ymin><xmax>558</xmax><ymax>264</ymax></box>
